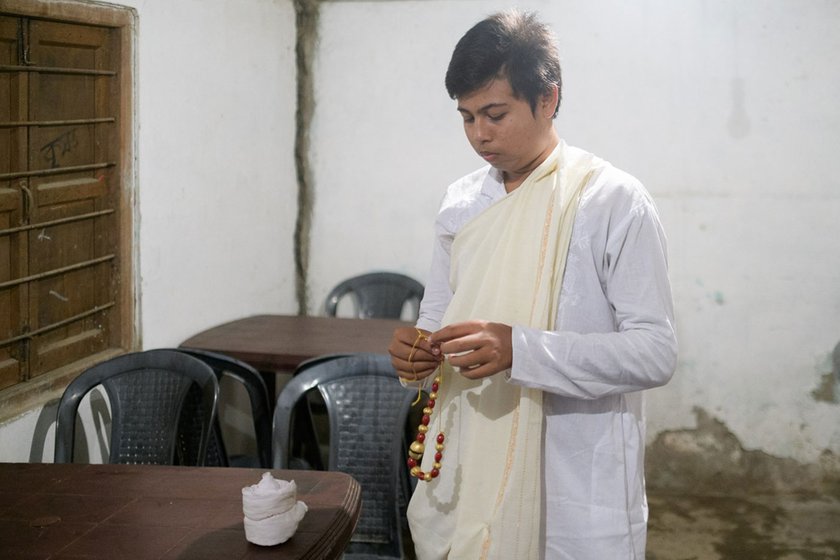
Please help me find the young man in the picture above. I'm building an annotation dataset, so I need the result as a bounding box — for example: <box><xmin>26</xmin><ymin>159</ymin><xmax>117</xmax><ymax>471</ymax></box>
<box><xmin>388</xmin><ymin>10</ymin><xmax>677</xmax><ymax>560</ymax></box>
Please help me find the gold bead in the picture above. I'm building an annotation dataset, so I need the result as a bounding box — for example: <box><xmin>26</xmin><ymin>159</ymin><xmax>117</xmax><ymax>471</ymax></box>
<box><xmin>423</xmin><ymin>472</ymin><xmax>432</xmax><ymax>481</ymax></box>
<box><xmin>410</xmin><ymin>466</ymin><xmax>421</xmax><ymax>477</ymax></box>
<box><xmin>418</xmin><ymin>425</ymin><xmax>429</xmax><ymax>433</ymax></box>
<box><xmin>408</xmin><ymin>450</ymin><xmax>422</xmax><ymax>460</ymax></box>
<box><xmin>410</xmin><ymin>441</ymin><xmax>426</xmax><ymax>455</ymax></box>
<box><xmin>433</xmin><ymin>462</ymin><xmax>441</xmax><ymax>469</ymax></box>
<box><xmin>423</xmin><ymin>407</ymin><xmax>433</xmax><ymax>415</ymax></box>
<box><xmin>429</xmin><ymin>392</ymin><xmax>437</xmax><ymax>400</ymax></box>
<box><xmin>435</xmin><ymin>443</ymin><xmax>444</xmax><ymax>451</ymax></box>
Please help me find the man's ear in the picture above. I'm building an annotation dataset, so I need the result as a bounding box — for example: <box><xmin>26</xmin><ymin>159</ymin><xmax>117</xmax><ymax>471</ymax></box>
<box><xmin>540</xmin><ymin>84</ymin><xmax>559</xmax><ymax>118</ymax></box>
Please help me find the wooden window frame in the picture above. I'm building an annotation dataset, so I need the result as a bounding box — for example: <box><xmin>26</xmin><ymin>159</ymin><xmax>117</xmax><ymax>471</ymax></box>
<box><xmin>0</xmin><ymin>0</ymin><xmax>137</xmax><ymax>423</ymax></box>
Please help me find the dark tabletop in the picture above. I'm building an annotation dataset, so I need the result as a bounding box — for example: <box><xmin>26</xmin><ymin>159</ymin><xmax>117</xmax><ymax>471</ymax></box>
<box><xmin>179</xmin><ymin>314</ymin><xmax>409</xmax><ymax>372</ymax></box>
<box><xmin>0</xmin><ymin>462</ymin><xmax>361</xmax><ymax>560</ymax></box>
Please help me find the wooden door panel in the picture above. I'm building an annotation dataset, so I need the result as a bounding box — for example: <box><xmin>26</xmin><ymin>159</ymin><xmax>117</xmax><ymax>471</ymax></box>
<box><xmin>31</xmin><ymin>123</ymin><xmax>95</xmax><ymax>170</ymax></box>
<box><xmin>0</xmin><ymin>11</ymin><xmax>126</xmax><ymax>388</ymax></box>
<box><xmin>34</xmin><ymin>247</ymin><xmax>98</xmax><ymax>322</ymax></box>
<box><xmin>28</xmin><ymin>20</ymin><xmax>110</xmax><ymax>70</ymax></box>
<box><xmin>35</xmin><ymin>176</ymin><xmax>106</xmax><ymax>206</ymax></box>
<box><xmin>32</xmin><ymin>270</ymin><xmax>109</xmax><ymax>377</ymax></box>
<box><xmin>28</xmin><ymin>20</ymin><xmax>111</xmax><ymax>124</ymax></box>
<box><xmin>29</xmin><ymin>197</ymin><xmax>97</xmax><ymax>272</ymax></box>
<box><xmin>30</xmin><ymin>73</ymin><xmax>98</xmax><ymax>123</ymax></box>
<box><xmin>0</xmin><ymin>16</ymin><xmax>16</xmax><ymax>62</ymax></box>
<box><xmin>1</xmin><ymin>16</ymin><xmax>21</xmax><ymax>176</ymax></box>
<box><xmin>20</xmin><ymin>20</ymin><xmax>116</xmax><ymax>378</ymax></box>
<box><xmin>1</xmin><ymin>15</ymin><xmax>28</xmax><ymax>183</ymax></box>
<box><xmin>34</xmin><ymin>325</ymin><xmax>104</xmax><ymax>375</ymax></box>
<box><xmin>0</xmin><ymin>16</ymin><xmax>28</xmax><ymax>387</ymax></box>
<box><xmin>0</xmin><ymin>188</ymin><xmax>20</xmax><ymax>212</ymax></box>
<box><xmin>0</xmin><ymin>188</ymin><xmax>25</xmax><ymax>389</ymax></box>
<box><xmin>28</xmin><ymin>192</ymin><xmax>110</xmax><ymax>377</ymax></box>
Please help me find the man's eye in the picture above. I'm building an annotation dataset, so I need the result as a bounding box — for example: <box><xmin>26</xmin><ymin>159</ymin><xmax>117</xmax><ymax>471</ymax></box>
<box><xmin>462</xmin><ymin>116</ymin><xmax>475</xmax><ymax>124</ymax></box>
<box><xmin>488</xmin><ymin>113</ymin><xmax>506</xmax><ymax>122</ymax></box>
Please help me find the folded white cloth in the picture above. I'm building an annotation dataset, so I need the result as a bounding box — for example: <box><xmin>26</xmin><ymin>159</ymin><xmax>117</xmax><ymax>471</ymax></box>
<box><xmin>242</xmin><ymin>472</ymin><xmax>307</xmax><ymax>546</ymax></box>
<box><xmin>243</xmin><ymin>501</ymin><xmax>308</xmax><ymax>546</ymax></box>
<box><xmin>242</xmin><ymin>472</ymin><xmax>298</xmax><ymax>520</ymax></box>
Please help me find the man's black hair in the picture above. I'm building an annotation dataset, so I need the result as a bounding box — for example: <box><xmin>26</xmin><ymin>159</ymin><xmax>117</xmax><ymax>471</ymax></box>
<box><xmin>445</xmin><ymin>10</ymin><xmax>562</xmax><ymax>117</ymax></box>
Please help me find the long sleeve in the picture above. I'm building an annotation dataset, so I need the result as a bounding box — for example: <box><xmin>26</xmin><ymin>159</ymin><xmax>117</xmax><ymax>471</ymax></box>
<box><xmin>509</xmin><ymin>170</ymin><xmax>677</xmax><ymax>400</ymax></box>
<box><xmin>416</xmin><ymin>227</ymin><xmax>453</xmax><ymax>332</ymax></box>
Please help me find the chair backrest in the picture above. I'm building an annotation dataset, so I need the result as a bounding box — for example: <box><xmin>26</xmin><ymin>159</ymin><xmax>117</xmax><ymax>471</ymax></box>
<box><xmin>273</xmin><ymin>353</ymin><xmax>414</xmax><ymax>559</ymax></box>
<box><xmin>54</xmin><ymin>349</ymin><xmax>219</xmax><ymax>465</ymax></box>
<box><xmin>288</xmin><ymin>353</ymin><xmax>352</xmax><ymax>470</ymax></box>
<box><xmin>324</xmin><ymin>272</ymin><xmax>424</xmax><ymax>320</ymax></box>
<box><xmin>177</xmin><ymin>348</ymin><xmax>273</xmax><ymax>468</ymax></box>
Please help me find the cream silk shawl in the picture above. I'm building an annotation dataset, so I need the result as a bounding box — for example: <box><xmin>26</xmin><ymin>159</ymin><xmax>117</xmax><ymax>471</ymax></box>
<box><xmin>408</xmin><ymin>141</ymin><xmax>603</xmax><ymax>560</ymax></box>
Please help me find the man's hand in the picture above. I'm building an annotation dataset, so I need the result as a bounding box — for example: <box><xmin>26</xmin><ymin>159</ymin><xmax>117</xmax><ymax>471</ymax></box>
<box><xmin>430</xmin><ymin>320</ymin><xmax>513</xmax><ymax>379</ymax></box>
<box><xmin>389</xmin><ymin>327</ymin><xmax>442</xmax><ymax>382</ymax></box>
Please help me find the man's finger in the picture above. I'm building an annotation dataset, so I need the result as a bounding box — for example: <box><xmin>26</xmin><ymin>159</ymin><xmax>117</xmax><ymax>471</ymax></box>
<box><xmin>430</xmin><ymin>321</ymin><xmax>480</xmax><ymax>343</ymax></box>
<box><xmin>438</xmin><ymin>333</ymin><xmax>483</xmax><ymax>356</ymax></box>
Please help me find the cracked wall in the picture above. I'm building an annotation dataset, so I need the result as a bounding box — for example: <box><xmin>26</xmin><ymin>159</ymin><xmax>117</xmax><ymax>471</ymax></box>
<box><xmin>292</xmin><ymin>0</ymin><xmax>320</xmax><ymax>315</ymax></box>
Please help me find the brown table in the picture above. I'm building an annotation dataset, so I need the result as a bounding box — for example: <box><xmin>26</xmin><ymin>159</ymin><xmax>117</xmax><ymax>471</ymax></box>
<box><xmin>180</xmin><ymin>314</ymin><xmax>409</xmax><ymax>372</ymax></box>
<box><xmin>0</xmin><ymin>462</ymin><xmax>361</xmax><ymax>560</ymax></box>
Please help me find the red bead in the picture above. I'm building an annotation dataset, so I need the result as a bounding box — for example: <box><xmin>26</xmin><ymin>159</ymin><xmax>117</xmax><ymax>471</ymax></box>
<box><xmin>432</xmin><ymin>382</ymin><xmax>439</xmax><ymax>392</ymax></box>
<box><xmin>430</xmin><ymin>468</ymin><xmax>440</xmax><ymax>478</ymax></box>
<box><xmin>434</xmin><ymin>452</ymin><xmax>442</xmax><ymax>462</ymax></box>
<box><xmin>416</xmin><ymin>433</ymin><xmax>425</xmax><ymax>443</ymax></box>
<box><xmin>427</xmin><ymin>400</ymin><xmax>435</xmax><ymax>409</ymax></box>
<box><xmin>407</xmin><ymin>457</ymin><xmax>417</xmax><ymax>468</ymax></box>
<box><xmin>436</xmin><ymin>434</ymin><xmax>445</xmax><ymax>444</ymax></box>
<box><xmin>421</xmin><ymin>415</ymin><xmax>430</xmax><ymax>425</ymax></box>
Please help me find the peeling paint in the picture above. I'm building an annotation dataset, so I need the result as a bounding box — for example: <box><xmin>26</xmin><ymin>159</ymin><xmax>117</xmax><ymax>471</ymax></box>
<box><xmin>813</xmin><ymin>341</ymin><xmax>840</xmax><ymax>403</ymax></box>
<box><xmin>812</xmin><ymin>372</ymin><xmax>837</xmax><ymax>403</ymax></box>
<box><xmin>647</xmin><ymin>492</ymin><xmax>840</xmax><ymax>559</ymax></box>
<box><xmin>647</xmin><ymin>407</ymin><xmax>840</xmax><ymax>496</ymax></box>
<box><xmin>834</xmin><ymin>340</ymin><xmax>840</xmax><ymax>380</ymax></box>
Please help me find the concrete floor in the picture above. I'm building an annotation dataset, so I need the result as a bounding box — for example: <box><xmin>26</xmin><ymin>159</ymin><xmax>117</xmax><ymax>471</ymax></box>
<box><xmin>647</xmin><ymin>491</ymin><xmax>840</xmax><ymax>559</ymax></box>
<box><xmin>401</xmin><ymin>490</ymin><xmax>840</xmax><ymax>559</ymax></box>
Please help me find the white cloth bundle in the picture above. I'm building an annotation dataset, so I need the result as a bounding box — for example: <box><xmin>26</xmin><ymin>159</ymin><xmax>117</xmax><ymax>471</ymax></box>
<box><xmin>242</xmin><ymin>472</ymin><xmax>308</xmax><ymax>546</ymax></box>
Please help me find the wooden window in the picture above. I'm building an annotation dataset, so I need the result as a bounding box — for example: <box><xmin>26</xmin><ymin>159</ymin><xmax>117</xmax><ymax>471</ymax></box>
<box><xmin>0</xmin><ymin>2</ymin><xmax>135</xmax><ymax>419</ymax></box>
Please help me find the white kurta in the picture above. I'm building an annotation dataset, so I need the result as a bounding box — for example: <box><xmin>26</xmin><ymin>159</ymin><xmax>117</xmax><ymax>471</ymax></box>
<box><xmin>416</xmin><ymin>147</ymin><xmax>677</xmax><ymax>560</ymax></box>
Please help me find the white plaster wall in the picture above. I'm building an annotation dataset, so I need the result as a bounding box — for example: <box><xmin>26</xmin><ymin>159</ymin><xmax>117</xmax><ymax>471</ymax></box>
<box><xmin>129</xmin><ymin>0</ymin><xmax>299</xmax><ymax>348</ymax></box>
<box><xmin>0</xmin><ymin>0</ymin><xmax>298</xmax><ymax>462</ymax></box>
<box><xmin>309</xmin><ymin>0</ymin><xmax>840</xmax><ymax>463</ymax></box>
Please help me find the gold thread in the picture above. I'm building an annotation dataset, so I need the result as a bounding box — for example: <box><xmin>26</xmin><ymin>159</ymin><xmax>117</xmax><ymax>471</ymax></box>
<box><xmin>408</xmin><ymin>328</ymin><xmax>428</xmax><ymax>405</ymax></box>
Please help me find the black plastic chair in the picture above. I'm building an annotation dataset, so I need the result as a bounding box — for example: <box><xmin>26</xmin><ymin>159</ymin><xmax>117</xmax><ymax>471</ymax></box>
<box><xmin>324</xmin><ymin>272</ymin><xmax>424</xmax><ymax>320</ymax></box>
<box><xmin>273</xmin><ymin>353</ymin><xmax>415</xmax><ymax>559</ymax></box>
<box><xmin>177</xmin><ymin>348</ymin><xmax>273</xmax><ymax>468</ymax></box>
<box><xmin>289</xmin><ymin>353</ymin><xmax>352</xmax><ymax>471</ymax></box>
<box><xmin>54</xmin><ymin>349</ymin><xmax>219</xmax><ymax>465</ymax></box>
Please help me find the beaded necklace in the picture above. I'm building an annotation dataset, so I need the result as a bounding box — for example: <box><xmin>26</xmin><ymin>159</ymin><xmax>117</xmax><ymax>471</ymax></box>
<box><xmin>406</xmin><ymin>329</ymin><xmax>445</xmax><ymax>482</ymax></box>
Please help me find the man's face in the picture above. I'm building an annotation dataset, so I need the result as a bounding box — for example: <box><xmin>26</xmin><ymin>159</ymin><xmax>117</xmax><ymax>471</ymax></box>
<box><xmin>456</xmin><ymin>77</ymin><xmax>555</xmax><ymax>179</ymax></box>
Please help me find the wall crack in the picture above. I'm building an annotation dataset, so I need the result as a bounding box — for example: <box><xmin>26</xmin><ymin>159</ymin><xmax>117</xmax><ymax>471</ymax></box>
<box><xmin>293</xmin><ymin>0</ymin><xmax>321</xmax><ymax>315</ymax></box>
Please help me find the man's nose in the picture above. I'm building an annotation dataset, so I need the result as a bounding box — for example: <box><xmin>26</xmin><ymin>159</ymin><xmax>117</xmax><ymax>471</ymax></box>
<box><xmin>472</xmin><ymin>119</ymin><xmax>490</xmax><ymax>143</ymax></box>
